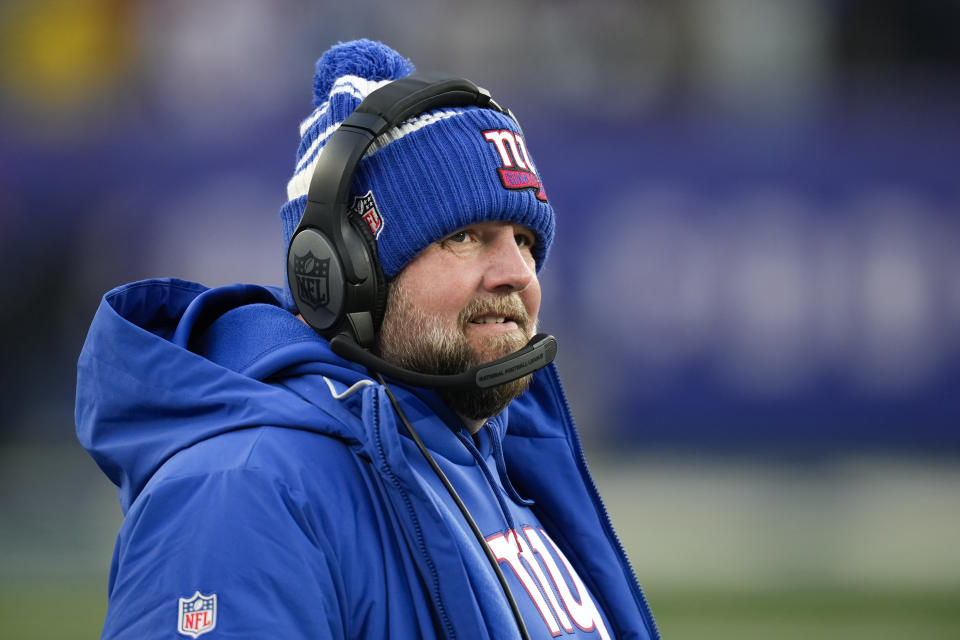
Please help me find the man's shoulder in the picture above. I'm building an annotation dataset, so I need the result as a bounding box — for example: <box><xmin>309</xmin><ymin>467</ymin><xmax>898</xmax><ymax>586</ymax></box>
<box><xmin>149</xmin><ymin>425</ymin><xmax>370</xmax><ymax>499</ymax></box>
<box><xmin>114</xmin><ymin>425</ymin><xmax>396</xmax><ymax>600</ymax></box>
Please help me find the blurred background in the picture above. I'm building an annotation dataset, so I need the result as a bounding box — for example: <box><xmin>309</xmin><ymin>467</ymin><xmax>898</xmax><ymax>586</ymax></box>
<box><xmin>1</xmin><ymin>0</ymin><xmax>958</xmax><ymax>638</ymax></box>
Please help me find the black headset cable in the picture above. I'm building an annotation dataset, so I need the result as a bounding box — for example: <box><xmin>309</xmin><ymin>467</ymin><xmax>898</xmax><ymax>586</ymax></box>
<box><xmin>375</xmin><ymin>373</ymin><xmax>531</xmax><ymax>640</ymax></box>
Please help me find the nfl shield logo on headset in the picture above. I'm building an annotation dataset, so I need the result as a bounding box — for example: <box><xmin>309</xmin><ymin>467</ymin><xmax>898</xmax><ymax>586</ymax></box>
<box><xmin>293</xmin><ymin>251</ymin><xmax>331</xmax><ymax>310</ymax></box>
<box><xmin>177</xmin><ymin>591</ymin><xmax>217</xmax><ymax>637</ymax></box>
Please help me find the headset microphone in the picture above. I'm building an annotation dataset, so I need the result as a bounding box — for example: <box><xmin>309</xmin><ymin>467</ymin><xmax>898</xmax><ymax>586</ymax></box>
<box><xmin>330</xmin><ymin>333</ymin><xmax>558</xmax><ymax>391</ymax></box>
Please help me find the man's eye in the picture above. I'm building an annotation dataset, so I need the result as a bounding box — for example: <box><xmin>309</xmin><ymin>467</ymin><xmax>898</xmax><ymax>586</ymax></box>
<box><xmin>515</xmin><ymin>233</ymin><xmax>535</xmax><ymax>248</ymax></box>
<box><xmin>447</xmin><ymin>231</ymin><xmax>469</xmax><ymax>243</ymax></box>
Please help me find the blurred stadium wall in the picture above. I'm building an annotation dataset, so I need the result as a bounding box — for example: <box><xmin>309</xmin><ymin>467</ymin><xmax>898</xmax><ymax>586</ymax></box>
<box><xmin>1</xmin><ymin>1</ymin><xmax>958</xmax><ymax>638</ymax></box>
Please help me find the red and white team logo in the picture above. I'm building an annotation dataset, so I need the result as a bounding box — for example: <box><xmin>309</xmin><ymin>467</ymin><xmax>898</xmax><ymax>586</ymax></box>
<box><xmin>177</xmin><ymin>591</ymin><xmax>217</xmax><ymax>638</ymax></box>
<box><xmin>352</xmin><ymin>190</ymin><xmax>384</xmax><ymax>238</ymax></box>
<box><xmin>487</xmin><ymin>528</ymin><xmax>611</xmax><ymax>639</ymax></box>
<box><xmin>482</xmin><ymin>129</ymin><xmax>548</xmax><ymax>202</ymax></box>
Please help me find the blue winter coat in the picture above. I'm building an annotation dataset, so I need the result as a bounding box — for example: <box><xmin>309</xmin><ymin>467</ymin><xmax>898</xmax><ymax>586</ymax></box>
<box><xmin>75</xmin><ymin>278</ymin><xmax>658</xmax><ymax>639</ymax></box>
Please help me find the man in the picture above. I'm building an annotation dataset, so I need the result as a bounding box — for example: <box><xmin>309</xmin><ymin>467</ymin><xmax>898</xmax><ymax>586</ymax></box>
<box><xmin>76</xmin><ymin>40</ymin><xmax>658</xmax><ymax>639</ymax></box>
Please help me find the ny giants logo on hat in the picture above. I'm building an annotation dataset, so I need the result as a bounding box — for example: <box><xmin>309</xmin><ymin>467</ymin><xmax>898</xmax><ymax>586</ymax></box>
<box><xmin>482</xmin><ymin>130</ymin><xmax>548</xmax><ymax>202</ymax></box>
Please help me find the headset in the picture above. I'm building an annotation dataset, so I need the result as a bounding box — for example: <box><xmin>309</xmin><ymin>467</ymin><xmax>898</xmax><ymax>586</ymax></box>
<box><xmin>286</xmin><ymin>72</ymin><xmax>557</xmax><ymax>390</ymax></box>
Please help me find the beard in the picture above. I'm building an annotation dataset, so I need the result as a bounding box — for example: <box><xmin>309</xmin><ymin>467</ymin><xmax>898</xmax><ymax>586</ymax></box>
<box><xmin>377</xmin><ymin>279</ymin><xmax>534</xmax><ymax>422</ymax></box>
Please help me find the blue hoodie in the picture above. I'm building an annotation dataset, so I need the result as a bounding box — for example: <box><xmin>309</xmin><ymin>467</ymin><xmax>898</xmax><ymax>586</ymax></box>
<box><xmin>76</xmin><ymin>278</ymin><xmax>658</xmax><ymax>639</ymax></box>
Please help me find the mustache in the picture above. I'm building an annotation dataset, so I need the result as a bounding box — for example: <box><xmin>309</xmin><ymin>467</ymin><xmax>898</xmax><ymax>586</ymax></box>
<box><xmin>457</xmin><ymin>295</ymin><xmax>530</xmax><ymax>332</ymax></box>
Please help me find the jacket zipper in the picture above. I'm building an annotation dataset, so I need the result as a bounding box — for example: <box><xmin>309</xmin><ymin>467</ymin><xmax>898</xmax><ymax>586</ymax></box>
<box><xmin>549</xmin><ymin>370</ymin><xmax>662</xmax><ymax>640</ymax></box>
<box><xmin>371</xmin><ymin>390</ymin><xmax>457</xmax><ymax>638</ymax></box>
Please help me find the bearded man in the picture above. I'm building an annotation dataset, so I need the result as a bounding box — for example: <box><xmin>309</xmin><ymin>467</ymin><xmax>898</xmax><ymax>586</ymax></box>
<box><xmin>76</xmin><ymin>40</ymin><xmax>658</xmax><ymax>640</ymax></box>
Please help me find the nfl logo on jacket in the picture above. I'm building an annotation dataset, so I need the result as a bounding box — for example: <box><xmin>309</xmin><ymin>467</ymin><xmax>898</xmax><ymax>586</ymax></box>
<box><xmin>178</xmin><ymin>591</ymin><xmax>217</xmax><ymax>638</ymax></box>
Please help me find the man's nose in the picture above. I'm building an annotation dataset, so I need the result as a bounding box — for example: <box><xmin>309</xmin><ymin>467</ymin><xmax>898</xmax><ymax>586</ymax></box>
<box><xmin>481</xmin><ymin>231</ymin><xmax>535</xmax><ymax>293</ymax></box>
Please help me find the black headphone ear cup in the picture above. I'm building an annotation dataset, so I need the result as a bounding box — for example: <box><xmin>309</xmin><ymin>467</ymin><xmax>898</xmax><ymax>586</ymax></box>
<box><xmin>287</xmin><ymin>226</ymin><xmax>346</xmax><ymax>330</ymax></box>
<box><xmin>347</xmin><ymin>214</ymin><xmax>387</xmax><ymax>331</ymax></box>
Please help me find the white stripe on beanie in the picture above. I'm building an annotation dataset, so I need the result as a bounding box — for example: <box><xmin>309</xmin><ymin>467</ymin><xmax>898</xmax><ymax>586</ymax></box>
<box><xmin>287</xmin><ymin>105</ymin><xmax>466</xmax><ymax>203</ymax></box>
<box><xmin>297</xmin><ymin>75</ymin><xmax>394</xmax><ymax>137</ymax></box>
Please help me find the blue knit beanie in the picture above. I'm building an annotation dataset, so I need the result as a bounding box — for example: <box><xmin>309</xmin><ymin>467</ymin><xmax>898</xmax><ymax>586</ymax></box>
<box><xmin>279</xmin><ymin>40</ymin><xmax>555</xmax><ymax>305</ymax></box>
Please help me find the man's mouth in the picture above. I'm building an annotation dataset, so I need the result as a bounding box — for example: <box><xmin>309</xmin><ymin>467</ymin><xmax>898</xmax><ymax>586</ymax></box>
<box><xmin>459</xmin><ymin>295</ymin><xmax>529</xmax><ymax>335</ymax></box>
<box><xmin>470</xmin><ymin>314</ymin><xmax>513</xmax><ymax>325</ymax></box>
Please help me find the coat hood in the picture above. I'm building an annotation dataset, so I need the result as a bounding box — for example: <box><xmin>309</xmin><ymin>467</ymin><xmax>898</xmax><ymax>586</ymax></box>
<box><xmin>75</xmin><ymin>278</ymin><xmax>372</xmax><ymax>513</ymax></box>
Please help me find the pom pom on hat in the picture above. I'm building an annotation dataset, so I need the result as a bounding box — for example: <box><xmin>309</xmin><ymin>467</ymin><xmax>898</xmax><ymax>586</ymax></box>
<box><xmin>311</xmin><ymin>39</ymin><xmax>414</xmax><ymax>107</ymax></box>
<box><xmin>280</xmin><ymin>39</ymin><xmax>555</xmax><ymax>309</ymax></box>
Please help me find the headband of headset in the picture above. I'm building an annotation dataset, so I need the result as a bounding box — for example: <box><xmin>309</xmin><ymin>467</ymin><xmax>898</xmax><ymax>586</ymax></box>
<box><xmin>287</xmin><ymin>73</ymin><xmax>511</xmax><ymax>347</ymax></box>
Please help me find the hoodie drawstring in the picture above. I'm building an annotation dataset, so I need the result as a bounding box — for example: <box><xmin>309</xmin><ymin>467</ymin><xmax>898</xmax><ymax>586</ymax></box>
<box><xmin>455</xmin><ymin>429</ymin><xmax>526</xmax><ymax>549</ymax></box>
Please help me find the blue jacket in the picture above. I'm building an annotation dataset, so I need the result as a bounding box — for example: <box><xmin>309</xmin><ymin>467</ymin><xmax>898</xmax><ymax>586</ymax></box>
<box><xmin>76</xmin><ymin>278</ymin><xmax>658</xmax><ymax>639</ymax></box>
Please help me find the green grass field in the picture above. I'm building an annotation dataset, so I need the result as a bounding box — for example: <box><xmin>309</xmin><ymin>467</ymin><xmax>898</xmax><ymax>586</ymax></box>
<box><xmin>648</xmin><ymin>584</ymin><xmax>960</xmax><ymax>639</ymax></box>
<box><xmin>3</xmin><ymin>577</ymin><xmax>958</xmax><ymax>639</ymax></box>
